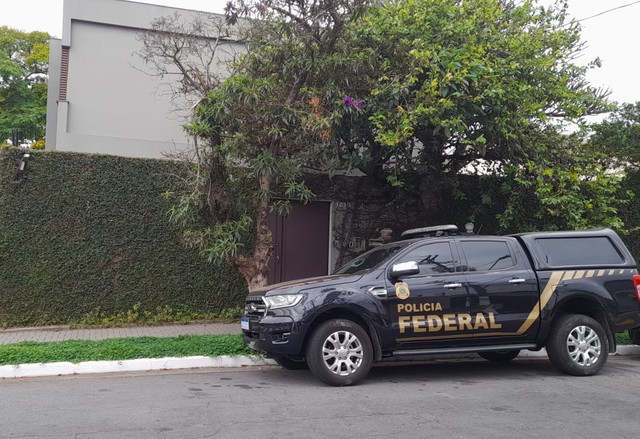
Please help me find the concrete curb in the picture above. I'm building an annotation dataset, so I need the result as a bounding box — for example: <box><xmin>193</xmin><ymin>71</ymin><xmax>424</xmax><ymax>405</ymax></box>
<box><xmin>0</xmin><ymin>355</ymin><xmax>276</xmax><ymax>379</ymax></box>
<box><xmin>1</xmin><ymin>346</ymin><xmax>637</xmax><ymax>379</ymax></box>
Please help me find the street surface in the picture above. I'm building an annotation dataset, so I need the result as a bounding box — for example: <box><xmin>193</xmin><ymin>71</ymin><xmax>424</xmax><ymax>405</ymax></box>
<box><xmin>1</xmin><ymin>356</ymin><xmax>639</xmax><ymax>438</ymax></box>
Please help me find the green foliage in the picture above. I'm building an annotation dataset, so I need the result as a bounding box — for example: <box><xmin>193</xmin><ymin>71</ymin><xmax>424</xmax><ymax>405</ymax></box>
<box><xmin>0</xmin><ymin>27</ymin><xmax>49</xmax><ymax>145</ymax></box>
<box><xmin>500</xmin><ymin>161</ymin><xmax>628</xmax><ymax>232</ymax></box>
<box><xmin>497</xmin><ymin>129</ymin><xmax>630</xmax><ymax>232</ymax></box>
<box><xmin>146</xmin><ymin>0</ymin><xmax>626</xmax><ymax>287</ymax></box>
<box><xmin>0</xmin><ymin>148</ymin><xmax>247</xmax><ymax>326</ymax></box>
<box><xmin>584</xmin><ymin>102</ymin><xmax>640</xmax><ymax>260</ymax></box>
<box><xmin>158</xmin><ymin>0</ymin><xmax>371</xmax><ymax>287</ymax></box>
<box><xmin>616</xmin><ymin>331</ymin><xmax>631</xmax><ymax>346</ymax></box>
<box><xmin>334</xmin><ymin>0</ymin><xmax>610</xmax><ymax>181</ymax></box>
<box><xmin>0</xmin><ymin>335</ymin><xmax>252</xmax><ymax>365</ymax></box>
<box><xmin>69</xmin><ymin>303</ymin><xmax>244</xmax><ymax>328</ymax></box>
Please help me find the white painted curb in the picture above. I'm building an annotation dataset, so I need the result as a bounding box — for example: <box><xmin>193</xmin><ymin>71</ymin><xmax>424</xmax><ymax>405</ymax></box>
<box><xmin>0</xmin><ymin>355</ymin><xmax>276</xmax><ymax>379</ymax></box>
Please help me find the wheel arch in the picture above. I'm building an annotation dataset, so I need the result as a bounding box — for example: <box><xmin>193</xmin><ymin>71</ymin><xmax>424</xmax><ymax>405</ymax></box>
<box><xmin>549</xmin><ymin>295</ymin><xmax>616</xmax><ymax>353</ymax></box>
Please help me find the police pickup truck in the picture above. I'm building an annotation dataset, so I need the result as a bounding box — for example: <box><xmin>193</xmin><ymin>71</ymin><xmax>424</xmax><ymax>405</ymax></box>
<box><xmin>241</xmin><ymin>226</ymin><xmax>640</xmax><ymax>386</ymax></box>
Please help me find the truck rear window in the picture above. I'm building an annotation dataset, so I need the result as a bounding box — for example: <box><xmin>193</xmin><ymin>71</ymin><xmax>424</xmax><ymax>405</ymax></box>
<box><xmin>535</xmin><ymin>237</ymin><xmax>625</xmax><ymax>266</ymax></box>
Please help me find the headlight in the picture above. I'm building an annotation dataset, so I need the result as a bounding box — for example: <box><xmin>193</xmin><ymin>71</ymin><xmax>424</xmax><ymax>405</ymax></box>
<box><xmin>264</xmin><ymin>294</ymin><xmax>303</xmax><ymax>310</ymax></box>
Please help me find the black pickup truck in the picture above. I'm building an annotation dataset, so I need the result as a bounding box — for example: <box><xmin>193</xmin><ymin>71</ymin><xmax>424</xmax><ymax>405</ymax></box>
<box><xmin>241</xmin><ymin>227</ymin><xmax>640</xmax><ymax>386</ymax></box>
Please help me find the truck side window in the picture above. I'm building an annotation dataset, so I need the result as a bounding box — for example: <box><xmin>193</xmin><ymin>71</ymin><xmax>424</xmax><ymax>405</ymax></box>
<box><xmin>461</xmin><ymin>241</ymin><xmax>514</xmax><ymax>272</ymax></box>
<box><xmin>534</xmin><ymin>237</ymin><xmax>625</xmax><ymax>266</ymax></box>
<box><xmin>397</xmin><ymin>242</ymin><xmax>455</xmax><ymax>275</ymax></box>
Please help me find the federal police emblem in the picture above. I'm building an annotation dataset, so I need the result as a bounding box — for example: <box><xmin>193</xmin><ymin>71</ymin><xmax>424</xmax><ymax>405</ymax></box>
<box><xmin>395</xmin><ymin>281</ymin><xmax>411</xmax><ymax>300</ymax></box>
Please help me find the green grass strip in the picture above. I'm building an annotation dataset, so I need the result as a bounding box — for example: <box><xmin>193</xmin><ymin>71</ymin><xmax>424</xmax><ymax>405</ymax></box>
<box><xmin>0</xmin><ymin>335</ymin><xmax>253</xmax><ymax>366</ymax></box>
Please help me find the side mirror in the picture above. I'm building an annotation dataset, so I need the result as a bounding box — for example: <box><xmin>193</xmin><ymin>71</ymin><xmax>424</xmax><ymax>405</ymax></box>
<box><xmin>390</xmin><ymin>261</ymin><xmax>419</xmax><ymax>278</ymax></box>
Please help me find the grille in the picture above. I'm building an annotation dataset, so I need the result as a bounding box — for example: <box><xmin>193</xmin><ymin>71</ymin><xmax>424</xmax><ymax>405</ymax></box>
<box><xmin>245</xmin><ymin>296</ymin><xmax>267</xmax><ymax>318</ymax></box>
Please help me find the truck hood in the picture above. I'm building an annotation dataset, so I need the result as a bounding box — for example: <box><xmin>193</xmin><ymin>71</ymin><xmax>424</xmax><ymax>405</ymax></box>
<box><xmin>249</xmin><ymin>273</ymin><xmax>364</xmax><ymax>297</ymax></box>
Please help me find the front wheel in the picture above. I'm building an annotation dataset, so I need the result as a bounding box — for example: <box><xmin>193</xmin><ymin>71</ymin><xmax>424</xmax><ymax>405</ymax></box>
<box><xmin>546</xmin><ymin>314</ymin><xmax>609</xmax><ymax>376</ymax></box>
<box><xmin>305</xmin><ymin>319</ymin><xmax>373</xmax><ymax>386</ymax></box>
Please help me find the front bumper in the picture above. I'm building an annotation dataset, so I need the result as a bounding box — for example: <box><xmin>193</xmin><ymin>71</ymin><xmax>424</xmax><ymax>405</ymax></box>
<box><xmin>241</xmin><ymin>315</ymin><xmax>305</xmax><ymax>357</ymax></box>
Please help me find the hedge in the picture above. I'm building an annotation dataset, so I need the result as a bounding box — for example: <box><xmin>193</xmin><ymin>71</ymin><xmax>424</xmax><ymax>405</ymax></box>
<box><xmin>0</xmin><ymin>148</ymin><xmax>247</xmax><ymax>326</ymax></box>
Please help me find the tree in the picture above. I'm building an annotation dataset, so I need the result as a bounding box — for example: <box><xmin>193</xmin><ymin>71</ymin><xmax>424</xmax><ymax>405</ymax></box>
<box><xmin>140</xmin><ymin>0</ymin><xmax>369</xmax><ymax>290</ymax></box>
<box><xmin>331</xmin><ymin>0</ymin><xmax>609</xmax><ymax>179</ymax></box>
<box><xmin>330</xmin><ymin>0</ymin><xmax>625</xmax><ymax>234</ymax></box>
<box><xmin>589</xmin><ymin>102</ymin><xmax>640</xmax><ymax>171</ymax></box>
<box><xmin>498</xmin><ymin>128</ymin><xmax>630</xmax><ymax>232</ymax></box>
<box><xmin>141</xmin><ymin>0</ymin><xmax>621</xmax><ymax>291</ymax></box>
<box><xmin>0</xmin><ymin>27</ymin><xmax>49</xmax><ymax>146</ymax></box>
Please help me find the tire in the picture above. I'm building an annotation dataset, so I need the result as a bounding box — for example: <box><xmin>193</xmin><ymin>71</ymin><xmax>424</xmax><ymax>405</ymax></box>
<box><xmin>546</xmin><ymin>314</ymin><xmax>609</xmax><ymax>376</ymax></box>
<box><xmin>273</xmin><ymin>355</ymin><xmax>308</xmax><ymax>370</ymax></box>
<box><xmin>478</xmin><ymin>350</ymin><xmax>520</xmax><ymax>363</ymax></box>
<box><xmin>305</xmin><ymin>319</ymin><xmax>373</xmax><ymax>386</ymax></box>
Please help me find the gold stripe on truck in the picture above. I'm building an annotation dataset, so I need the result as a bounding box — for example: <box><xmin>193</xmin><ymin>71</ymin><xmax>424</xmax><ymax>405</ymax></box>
<box><xmin>515</xmin><ymin>271</ymin><xmax>564</xmax><ymax>335</ymax></box>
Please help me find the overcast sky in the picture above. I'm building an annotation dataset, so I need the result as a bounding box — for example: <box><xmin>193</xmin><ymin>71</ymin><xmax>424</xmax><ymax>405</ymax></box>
<box><xmin>2</xmin><ymin>0</ymin><xmax>639</xmax><ymax>104</ymax></box>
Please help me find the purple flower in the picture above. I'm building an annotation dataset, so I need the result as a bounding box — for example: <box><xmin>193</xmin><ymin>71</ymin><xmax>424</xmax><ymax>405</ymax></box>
<box><xmin>344</xmin><ymin>96</ymin><xmax>364</xmax><ymax>108</ymax></box>
<box><xmin>225</xmin><ymin>1</ymin><xmax>234</xmax><ymax>10</ymax></box>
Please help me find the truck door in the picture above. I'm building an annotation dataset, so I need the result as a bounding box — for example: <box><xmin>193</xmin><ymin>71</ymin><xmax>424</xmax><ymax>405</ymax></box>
<box><xmin>457</xmin><ymin>239</ymin><xmax>539</xmax><ymax>341</ymax></box>
<box><xmin>386</xmin><ymin>240</ymin><xmax>472</xmax><ymax>346</ymax></box>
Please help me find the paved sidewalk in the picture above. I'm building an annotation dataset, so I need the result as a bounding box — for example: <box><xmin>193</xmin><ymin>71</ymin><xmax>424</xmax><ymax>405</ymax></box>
<box><xmin>0</xmin><ymin>322</ymin><xmax>241</xmax><ymax>345</ymax></box>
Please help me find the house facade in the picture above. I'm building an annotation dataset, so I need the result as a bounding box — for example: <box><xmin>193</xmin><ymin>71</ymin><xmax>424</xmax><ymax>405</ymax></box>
<box><xmin>45</xmin><ymin>0</ymin><xmax>241</xmax><ymax>159</ymax></box>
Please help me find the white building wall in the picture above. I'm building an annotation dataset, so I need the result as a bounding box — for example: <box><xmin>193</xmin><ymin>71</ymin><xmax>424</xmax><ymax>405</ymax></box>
<box><xmin>47</xmin><ymin>0</ymin><xmax>240</xmax><ymax>159</ymax></box>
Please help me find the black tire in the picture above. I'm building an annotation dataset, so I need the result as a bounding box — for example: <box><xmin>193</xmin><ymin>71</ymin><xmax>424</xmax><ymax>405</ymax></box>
<box><xmin>478</xmin><ymin>350</ymin><xmax>520</xmax><ymax>363</ymax></box>
<box><xmin>305</xmin><ymin>319</ymin><xmax>373</xmax><ymax>386</ymax></box>
<box><xmin>546</xmin><ymin>314</ymin><xmax>609</xmax><ymax>376</ymax></box>
<box><xmin>273</xmin><ymin>355</ymin><xmax>308</xmax><ymax>370</ymax></box>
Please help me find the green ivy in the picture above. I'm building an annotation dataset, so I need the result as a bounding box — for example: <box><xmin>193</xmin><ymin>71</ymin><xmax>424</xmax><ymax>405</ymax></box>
<box><xmin>0</xmin><ymin>148</ymin><xmax>248</xmax><ymax>326</ymax></box>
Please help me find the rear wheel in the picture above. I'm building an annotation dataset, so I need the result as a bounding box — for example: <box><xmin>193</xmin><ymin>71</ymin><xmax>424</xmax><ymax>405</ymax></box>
<box><xmin>546</xmin><ymin>314</ymin><xmax>609</xmax><ymax>376</ymax></box>
<box><xmin>478</xmin><ymin>350</ymin><xmax>520</xmax><ymax>363</ymax></box>
<box><xmin>273</xmin><ymin>355</ymin><xmax>308</xmax><ymax>370</ymax></box>
<box><xmin>305</xmin><ymin>319</ymin><xmax>373</xmax><ymax>386</ymax></box>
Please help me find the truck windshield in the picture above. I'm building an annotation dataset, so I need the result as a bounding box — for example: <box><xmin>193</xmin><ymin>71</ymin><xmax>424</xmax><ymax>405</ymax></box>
<box><xmin>334</xmin><ymin>245</ymin><xmax>403</xmax><ymax>275</ymax></box>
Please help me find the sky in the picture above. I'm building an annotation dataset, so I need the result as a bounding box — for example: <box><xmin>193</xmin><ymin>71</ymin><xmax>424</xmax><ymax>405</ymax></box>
<box><xmin>1</xmin><ymin>0</ymin><xmax>639</xmax><ymax>104</ymax></box>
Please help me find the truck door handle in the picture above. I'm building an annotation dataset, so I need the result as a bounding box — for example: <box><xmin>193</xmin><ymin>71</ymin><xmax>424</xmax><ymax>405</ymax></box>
<box><xmin>444</xmin><ymin>283</ymin><xmax>463</xmax><ymax>289</ymax></box>
<box><xmin>509</xmin><ymin>278</ymin><xmax>526</xmax><ymax>284</ymax></box>
<box><xmin>368</xmin><ymin>286</ymin><xmax>387</xmax><ymax>298</ymax></box>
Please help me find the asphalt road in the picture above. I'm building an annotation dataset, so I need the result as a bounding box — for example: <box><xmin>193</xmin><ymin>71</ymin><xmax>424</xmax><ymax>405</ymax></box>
<box><xmin>1</xmin><ymin>356</ymin><xmax>640</xmax><ymax>439</ymax></box>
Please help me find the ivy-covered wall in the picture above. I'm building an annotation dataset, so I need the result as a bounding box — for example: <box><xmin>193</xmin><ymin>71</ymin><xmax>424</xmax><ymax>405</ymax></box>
<box><xmin>0</xmin><ymin>149</ymin><xmax>247</xmax><ymax>326</ymax></box>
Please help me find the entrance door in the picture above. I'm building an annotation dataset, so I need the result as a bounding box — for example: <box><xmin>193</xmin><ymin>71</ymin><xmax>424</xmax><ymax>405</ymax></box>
<box><xmin>267</xmin><ymin>201</ymin><xmax>331</xmax><ymax>284</ymax></box>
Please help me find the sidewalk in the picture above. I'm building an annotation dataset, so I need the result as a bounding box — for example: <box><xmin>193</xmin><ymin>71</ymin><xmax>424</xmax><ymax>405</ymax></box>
<box><xmin>0</xmin><ymin>322</ymin><xmax>241</xmax><ymax>345</ymax></box>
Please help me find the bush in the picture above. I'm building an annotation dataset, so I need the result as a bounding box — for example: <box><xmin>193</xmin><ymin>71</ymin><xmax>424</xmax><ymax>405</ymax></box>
<box><xmin>0</xmin><ymin>148</ymin><xmax>247</xmax><ymax>326</ymax></box>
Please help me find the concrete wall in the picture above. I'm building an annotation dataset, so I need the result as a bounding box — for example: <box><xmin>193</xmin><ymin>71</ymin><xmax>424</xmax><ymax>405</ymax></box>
<box><xmin>46</xmin><ymin>0</ymin><xmax>241</xmax><ymax>159</ymax></box>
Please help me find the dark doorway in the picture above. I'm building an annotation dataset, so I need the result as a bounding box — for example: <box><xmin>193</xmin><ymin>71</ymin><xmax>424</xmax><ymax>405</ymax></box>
<box><xmin>267</xmin><ymin>201</ymin><xmax>331</xmax><ymax>284</ymax></box>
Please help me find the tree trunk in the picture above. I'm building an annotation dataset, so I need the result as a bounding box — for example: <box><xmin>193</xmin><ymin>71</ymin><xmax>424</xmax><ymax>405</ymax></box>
<box><xmin>233</xmin><ymin>175</ymin><xmax>273</xmax><ymax>292</ymax></box>
<box><xmin>205</xmin><ymin>154</ymin><xmax>231</xmax><ymax>223</ymax></box>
